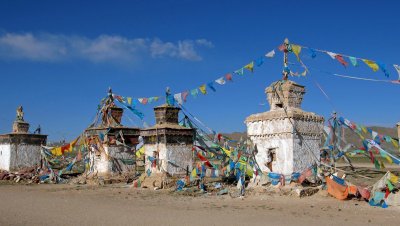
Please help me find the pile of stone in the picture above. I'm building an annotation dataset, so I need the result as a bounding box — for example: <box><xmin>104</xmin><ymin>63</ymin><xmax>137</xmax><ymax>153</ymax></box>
<box><xmin>0</xmin><ymin>166</ymin><xmax>40</xmax><ymax>183</ymax></box>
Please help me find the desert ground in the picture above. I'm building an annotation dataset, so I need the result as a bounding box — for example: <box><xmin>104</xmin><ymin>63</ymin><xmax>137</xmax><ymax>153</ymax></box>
<box><xmin>0</xmin><ymin>175</ymin><xmax>399</xmax><ymax>226</ymax></box>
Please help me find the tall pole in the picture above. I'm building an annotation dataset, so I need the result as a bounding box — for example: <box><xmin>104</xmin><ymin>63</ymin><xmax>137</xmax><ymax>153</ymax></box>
<box><xmin>282</xmin><ymin>38</ymin><xmax>290</xmax><ymax>80</ymax></box>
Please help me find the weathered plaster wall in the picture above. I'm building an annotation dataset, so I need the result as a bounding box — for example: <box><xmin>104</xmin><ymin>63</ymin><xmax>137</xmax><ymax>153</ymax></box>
<box><xmin>246</xmin><ymin>116</ymin><xmax>323</xmax><ymax>176</ymax></box>
<box><xmin>0</xmin><ymin>144</ymin><xmax>11</xmax><ymax>171</ymax></box>
<box><xmin>0</xmin><ymin>144</ymin><xmax>41</xmax><ymax>171</ymax></box>
<box><xmin>166</xmin><ymin>144</ymin><xmax>193</xmax><ymax>175</ymax></box>
<box><xmin>92</xmin><ymin>145</ymin><xmax>136</xmax><ymax>176</ymax></box>
<box><xmin>10</xmin><ymin>144</ymin><xmax>41</xmax><ymax>171</ymax></box>
<box><xmin>144</xmin><ymin>143</ymin><xmax>193</xmax><ymax>176</ymax></box>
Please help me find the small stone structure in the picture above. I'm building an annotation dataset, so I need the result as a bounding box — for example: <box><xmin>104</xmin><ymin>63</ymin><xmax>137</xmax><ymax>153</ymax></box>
<box><xmin>140</xmin><ymin>104</ymin><xmax>195</xmax><ymax>176</ymax></box>
<box><xmin>245</xmin><ymin>80</ymin><xmax>324</xmax><ymax>176</ymax></box>
<box><xmin>0</xmin><ymin>107</ymin><xmax>47</xmax><ymax>171</ymax></box>
<box><xmin>85</xmin><ymin>106</ymin><xmax>140</xmax><ymax>177</ymax></box>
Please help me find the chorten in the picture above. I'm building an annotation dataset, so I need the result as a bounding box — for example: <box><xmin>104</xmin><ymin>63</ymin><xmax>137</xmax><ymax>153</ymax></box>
<box><xmin>0</xmin><ymin>106</ymin><xmax>47</xmax><ymax>171</ymax></box>
<box><xmin>245</xmin><ymin>80</ymin><xmax>324</xmax><ymax>176</ymax></box>
<box><xmin>84</xmin><ymin>89</ymin><xmax>141</xmax><ymax>177</ymax></box>
<box><xmin>140</xmin><ymin>104</ymin><xmax>195</xmax><ymax>176</ymax></box>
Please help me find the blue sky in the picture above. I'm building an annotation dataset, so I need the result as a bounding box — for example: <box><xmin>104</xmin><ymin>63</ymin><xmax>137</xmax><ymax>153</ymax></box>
<box><xmin>0</xmin><ymin>0</ymin><xmax>399</xmax><ymax>141</ymax></box>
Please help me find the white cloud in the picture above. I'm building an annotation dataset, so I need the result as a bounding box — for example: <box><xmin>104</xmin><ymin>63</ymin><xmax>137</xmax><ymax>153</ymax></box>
<box><xmin>0</xmin><ymin>32</ymin><xmax>213</xmax><ymax>63</ymax></box>
<box><xmin>195</xmin><ymin>39</ymin><xmax>214</xmax><ymax>48</ymax></box>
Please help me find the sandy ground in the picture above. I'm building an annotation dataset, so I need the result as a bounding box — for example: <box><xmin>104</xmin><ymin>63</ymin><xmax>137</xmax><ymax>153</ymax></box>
<box><xmin>0</xmin><ymin>183</ymin><xmax>399</xmax><ymax>226</ymax></box>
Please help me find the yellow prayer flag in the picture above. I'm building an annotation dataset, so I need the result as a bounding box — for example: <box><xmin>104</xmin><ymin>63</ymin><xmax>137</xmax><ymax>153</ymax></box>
<box><xmin>222</xmin><ymin>148</ymin><xmax>231</xmax><ymax>156</ymax></box>
<box><xmin>244</xmin><ymin>62</ymin><xmax>254</xmax><ymax>72</ymax></box>
<box><xmin>246</xmin><ymin>165</ymin><xmax>253</xmax><ymax>177</ymax></box>
<box><xmin>292</xmin><ymin>44</ymin><xmax>302</xmax><ymax>61</ymax></box>
<box><xmin>361</xmin><ymin>126</ymin><xmax>367</xmax><ymax>134</ymax></box>
<box><xmin>363</xmin><ymin>59</ymin><xmax>379</xmax><ymax>72</ymax></box>
<box><xmin>385</xmin><ymin>155</ymin><xmax>393</xmax><ymax>164</ymax></box>
<box><xmin>51</xmin><ymin>147</ymin><xmax>62</xmax><ymax>156</ymax></box>
<box><xmin>136</xmin><ymin>146</ymin><xmax>145</xmax><ymax>158</ymax></box>
<box><xmin>389</xmin><ymin>173</ymin><xmax>399</xmax><ymax>184</ymax></box>
<box><xmin>199</xmin><ymin>84</ymin><xmax>207</xmax><ymax>94</ymax></box>
<box><xmin>301</xmin><ymin>70</ymin><xmax>307</xmax><ymax>76</ymax></box>
<box><xmin>391</xmin><ymin>139</ymin><xmax>399</xmax><ymax>148</ymax></box>
<box><xmin>191</xmin><ymin>169</ymin><xmax>197</xmax><ymax>178</ymax></box>
<box><xmin>127</xmin><ymin>97</ymin><xmax>132</xmax><ymax>106</ymax></box>
<box><xmin>51</xmin><ymin>138</ymin><xmax>78</xmax><ymax>156</ymax></box>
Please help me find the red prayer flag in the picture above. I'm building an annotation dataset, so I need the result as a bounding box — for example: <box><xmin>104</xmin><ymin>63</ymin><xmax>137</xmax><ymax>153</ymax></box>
<box><xmin>225</xmin><ymin>73</ymin><xmax>232</xmax><ymax>81</ymax></box>
<box><xmin>278</xmin><ymin>44</ymin><xmax>285</xmax><ymax>52</ymax></box>
<box><xmin>197</xmin><ymin>153</ymin><xmax>213</xmax><ymax>167</ymax></box>
<box><xmin>335</xmin><ymin>55</ymin><xmax>348</xmax><ymax>67</ymax></box>
<box><xmin>182</xmin><ymin>91</ymin><xmax>189</xmax><ymax>102</ymax></box>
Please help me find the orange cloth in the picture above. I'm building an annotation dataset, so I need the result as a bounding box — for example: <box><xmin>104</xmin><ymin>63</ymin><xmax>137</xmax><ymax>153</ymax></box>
<box><xmin>326</xmin><ymin>176</ymin><xmax>348</xmax><ymax>200</ymax></box>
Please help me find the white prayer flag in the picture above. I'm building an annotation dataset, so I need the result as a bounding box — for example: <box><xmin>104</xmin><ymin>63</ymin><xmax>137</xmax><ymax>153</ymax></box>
<box><xmin>265</xmin><ymin>49</ymin><xmax>275</xmax><ymax>58</ymax></box>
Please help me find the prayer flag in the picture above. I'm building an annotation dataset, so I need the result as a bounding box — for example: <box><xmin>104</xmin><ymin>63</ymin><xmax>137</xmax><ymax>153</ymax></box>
<box><xmin>225</xmin><ymin>73</ymin><xmax>233</xmax><ymax>81</ymax></box>
<box><xmin>234</xmin><ymin>68</ymin><xmax>244</xmax><ymax>76</ymax></box>
<box><xmin>199</xmin><ymin>84</ymin><xmax>207</xmax><ymax>94</ymax></box>
<box><xmin>389</xmin><ymin>173</ymin><xmax>399</xmax><ymax>184</ymax></box>
<box><xmin>215</xmin><ymin>77</ymin><xmax>226</xmax><ymax>85</ymax></box>
<box><xmin>191</xmin><ymin>88</ymin><xmax>199</xmax><ymax>98</ymax></box>
<box><xmin>182</xmin><ymin>91</ymin><xmax>189</xmax><ymax>102</ymax></box>
<box><xmin>190</xmin><ymin>169</ymin><xmax>197</xmax><ymax>181</ymax></box>
<box><xmin>255</xmin><ymin>57</ymin><xmax>264</xmax><ymax>66</ymax></box>
<box><xmin>244</xmin><ymin>61</ymin><xmax>254</xmax><ymax>72</ymax></box>
<box><xmin>51</xmin><ymin>138</ymin><xmax>78</xmax><ymax>156</ymax></box>
<box><xmin>136</xmin><ymin>146</ymin><xmax>145</xmax><ymax>158</ymax></box>
<box><xmin>377</xmin><ymin>62</ymin><xmax>390</xmax><ymax>77</ymax></box>
<box><xmin>207</xmin><ymin>82</ymin><xmax>216</xmax><ymax>92</ymax></box>
<box><xmin>385</xmin><ymin>155</ymin><xmax>393</xmax><ymax>164</ymax></box>
<box><xmin>309</xmin><ymin>48</ymin><xmax>317</xmax><ymax>59</ymax></box>
<box><xmin>349</xmin><ymin>56</ymin><xmax>358</xmax><ymax>66</ymax></box>
<box><xmin>326</xmin><ymin>51</ymin><xmax>337</xmax><ymax>59</ymax></box>
<box><xmin>361</xmin><ymin>126</ymin><xmax>367</xmax><ymax>134</ymax></box>
<box><xmin>174</xmin><ymin>93</ymin><xmax>183</xmax><ymax>105</ymax></box>
<box><xmin>387</xmin><ymin>180</ymin><xmax>395</xmax><ymax>191</ymax></box>
<box><xmin>393</xmin><ymin>64</ymin><xmax>400</xmax><ymax>80</ymax></box>
<box><xmin>335</xmin><ymin>55</ymin><xmax>348</xmax><ymax>67</ymax></box>
<box><xmin>363</xmin><ymin>59</ymin><xmax>379</xmax><ymax>72</ymax></box>
<box><xmin>391</xmin><ymin>139</ymin><xmax>399</xmax><ymax>148</ymax></box>
<box><xmin>291</xmin><ymin>44</ymin><xmax>301</xmax><ymax>61</ymax></box>
<box><xmin>265</xmin><ymin>49</ymin><xmax>275</xmax><ymax>58</ymax></box>
<box><xmin>126</xmin><ymin>105</ymin><xmax>144</xmax><ymax>120</ymax></box>
<box><xmin>127</xmin><ymin>97</ymin><xmax>132</xmax><ymax>106</ymax></box>
<box><xmin>372</xmin><ymin>131</ymin><xmax>378</xmax><ymax>139</ymax></box>
<box><xmin>153</xmin><ymin>96</ymin><xmax>159</xmax><ymax>102</ymax></box>
<box><xmin>301</xmin><ymin>70</ymin><xmax>307</xmax><ymax>76</ymax></box>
